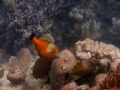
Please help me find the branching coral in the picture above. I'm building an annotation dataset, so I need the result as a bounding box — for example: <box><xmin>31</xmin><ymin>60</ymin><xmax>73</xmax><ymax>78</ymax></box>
<box><xmin>99</xmin><ymin>63</ymin><xmax>120</xmax><ymax>89</ymax></box>
<box><xmin>109</xmin><ymin>17</ymin><xmax>120</xmax><ymax>36</ymax></box>
<box><xmin>69</xmin><ymin>6</ymin><xmax>101</xmax><ymax>40</ymax></box>
<box><xmin>7</xmin><ymin>48</ymin><xmax>33</xmax><ymax>84</ymax></box>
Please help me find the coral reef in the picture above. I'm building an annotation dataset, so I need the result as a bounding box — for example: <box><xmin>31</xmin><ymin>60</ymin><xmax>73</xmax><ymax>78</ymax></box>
<box><xmin>0</xmin><ymin>0</ymin><xmax>119</xmax><ymax>55</ymax></box>
<box><xmin>50</xmin><ymin>49</ymin><xmax>94</xmax><ymax>90</ymax></box>
<box><xmin>0</xmin><ymin>0</ymin><xmax>78</xmax><ymax>54</ymax></box>
<box><xmin>0</xmin><ymin>0</ymin><xmax>120</xmax><ymax>89</ymax></box>
<box><xmin>7</xmin><ymin>48</ymin><xmax>33</xmax><ymax>84</ymax></box>
<box><xmin>1</xmin><ymin>39</ymin><xmax>120</xmax><ymax>90</ymax></box>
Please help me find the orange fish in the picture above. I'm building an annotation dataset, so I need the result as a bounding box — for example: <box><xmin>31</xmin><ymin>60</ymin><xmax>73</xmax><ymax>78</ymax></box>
<box><xmin>30</xmin><ymin>33</ymin><xmax>59</xmax><ymax>60</ymax></box>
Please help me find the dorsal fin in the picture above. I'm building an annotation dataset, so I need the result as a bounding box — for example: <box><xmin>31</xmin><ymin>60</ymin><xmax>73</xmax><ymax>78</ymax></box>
<box><xmin>30</xmin><ymin>33</ymin><xmax>35</xmax><ymax>40</ymax></box>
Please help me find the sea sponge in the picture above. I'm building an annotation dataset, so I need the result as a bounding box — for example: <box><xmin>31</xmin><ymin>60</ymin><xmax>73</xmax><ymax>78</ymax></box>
<box><xmin>7</xmin><ymin>48</ymin><xmax>33</xmax><ymax>84</ymax></box>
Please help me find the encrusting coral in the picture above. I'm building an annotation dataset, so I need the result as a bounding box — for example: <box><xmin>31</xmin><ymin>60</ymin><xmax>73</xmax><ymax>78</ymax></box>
<box><xmin>74</xmin><ymin>38</ymin><xmax>120</xmax><ymax>73</ymax></box>
<box><xmin>7</xmin><ymin>48</ymin><xmax>33</xmax><ymax>84</ymax></box>
<box><xmin>75</xmin><ymin>38</ymin><xmax>120</xmax><ymax>60</ymax></box>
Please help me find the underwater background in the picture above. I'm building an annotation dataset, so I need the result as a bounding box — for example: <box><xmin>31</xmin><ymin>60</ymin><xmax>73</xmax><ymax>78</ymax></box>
<box><xmin>0</xmin><ymin>0</ymin><xmax>120</xmax><ymax>90</ymax></box>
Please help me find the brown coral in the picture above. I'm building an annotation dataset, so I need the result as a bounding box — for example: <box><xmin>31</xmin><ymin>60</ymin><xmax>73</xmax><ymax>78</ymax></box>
<box><xmin>7</xmin><ymin>48</ymin><xmax>33</xmax><ymax>84</ymax></box>
<box><xmin>32</xmin><ymin>58</ymin><xmax>51</xmax><ymax>79</ymax></box>
<box><xmin>99</xmin><ymin>63</ymin><xmax>120</xmax><ymax>89</ymax></box>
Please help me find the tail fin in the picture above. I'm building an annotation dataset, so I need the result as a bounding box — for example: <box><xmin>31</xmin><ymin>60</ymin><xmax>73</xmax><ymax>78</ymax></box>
<box><xmin>30</xmin><ymin>33</ymin><xmax>35</xmax><ymax>40</ymax></box>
